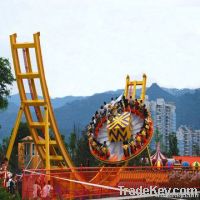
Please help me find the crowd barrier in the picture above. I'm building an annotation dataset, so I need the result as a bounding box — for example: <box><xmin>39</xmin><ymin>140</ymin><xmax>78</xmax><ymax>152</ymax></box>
<box><xmin>22</xmin><ymin>166</ymin><xmax>200</xmax><ymax>199</ymax></box>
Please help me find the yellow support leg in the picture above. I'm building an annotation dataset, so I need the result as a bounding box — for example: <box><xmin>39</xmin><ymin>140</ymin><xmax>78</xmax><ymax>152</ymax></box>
<box><xmin>132</xmin><ymin>81</ymin><xmax>136</xmax><ymax>99</ymax></box>
<box><xmin>146</xmin><ymin>145</ymin><xmax>152</xmax><ymax>166</ymax></box>
<box><xmin>44</xmin><ymin>106</ymin><xmax>50</xmax><ymax>179</ymax></box>
<box><xmin>6</xmin><ymin>105</ymin><xmax>24</xmax><ymax>160</ymax></box>
<box><xmin>141</xmin><ymin>74</ymin><xmax>147</xmax><ymax>100</ymax></box>
<box><xmin>124</xmin><ymin>75</ymin><xmax>130</xmax><ymax>98</ymax></box>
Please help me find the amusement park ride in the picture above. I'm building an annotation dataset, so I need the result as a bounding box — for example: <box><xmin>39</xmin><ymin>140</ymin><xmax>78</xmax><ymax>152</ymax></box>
<box><xmin>6</xmin><ymin>32</ymin><xmax>153</xmax><ymax>169</ymax></box>
<box><xmin>4</xmin><ymin>33</ymin><xmax>199</xmax><ymax>199</ymax></box>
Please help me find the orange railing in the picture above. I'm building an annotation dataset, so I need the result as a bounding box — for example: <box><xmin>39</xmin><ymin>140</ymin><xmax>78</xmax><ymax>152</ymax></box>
<box><xmin>21</xmin><ymin>166</ymin><xmax>200</xmax><ymax>199</ymax></box>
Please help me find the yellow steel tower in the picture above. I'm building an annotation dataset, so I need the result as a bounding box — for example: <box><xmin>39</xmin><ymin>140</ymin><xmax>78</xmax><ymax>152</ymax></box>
<box><xmin>124</xmin><ymin>74</ymin><xmax>152</xmax><ymax>165</ymax></box>
<box><xmin>6</xmin><ymin>33</ymin><xmax>74</xmax><ymax>170</ymax></box>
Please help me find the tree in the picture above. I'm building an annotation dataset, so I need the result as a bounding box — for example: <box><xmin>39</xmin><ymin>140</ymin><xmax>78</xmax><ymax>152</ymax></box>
<box><xmin>193</xmin><ymin>144</ymin><xmax>200</xmax><ymax>156</ymax></box>
<box><xmin>0</xmin><ymin>180</ymin><xmax>21</xmax><ymax>200</ymax></box>
<box><xmin>0</xmin><ymin>181</ymin><xmax>17</xmax><ymax>200</ymax></box>
<box><xmin>0</xmin><ymin>57</ymin><xmax>15</xmax><ymax>110</ymax></box>
<box><xmin>154</xmin><ymin>128</ymin><xmax>161</xmax><ymax>144</ymax></box>
<box><xmin>168</xmin><ymin>132</ymin><xmax>179</xmax><ymax>157</ymax></box>
<box><xmin>68</xmin><ymin>131</ymin><xmax>77</xmax><ymax>161</ymax></box>
<box><xmin>74</xmin><ymin>129</ymin><xmax>100</xmax><ymax>167</ymax></box>
<box><xmin>0</xmin><ymin>137</ymin><xmax>9</xmax><ymax>161</ymax></box>
<box><xmin>7</xmin><ymin>122</ymin><xmax>31</xmax><ymax>172</ymax></box>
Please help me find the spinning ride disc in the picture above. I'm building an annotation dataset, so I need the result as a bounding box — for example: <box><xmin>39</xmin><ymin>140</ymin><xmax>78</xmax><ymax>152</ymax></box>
<box><xmin>87</xmin><ymin>94</ymin><xmax>153</xmax><ymax>164</ymax></box>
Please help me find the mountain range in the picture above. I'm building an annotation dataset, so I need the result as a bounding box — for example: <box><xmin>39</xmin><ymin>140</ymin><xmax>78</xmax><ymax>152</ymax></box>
<box><xmin>0</xmin><ymin>83</ymin><xmax>199</xmax><ymax>140</ymax></box>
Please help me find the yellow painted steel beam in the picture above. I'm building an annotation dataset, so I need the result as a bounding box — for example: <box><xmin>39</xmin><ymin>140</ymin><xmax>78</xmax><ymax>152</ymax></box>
<box><xmin>44</xmin><ymin>106</ymin><xmax>50</xmax><ymax>170</ymax></box>
<box><xmin>146</xmin><ymin>145</ymin><xmax>152</xmax><ymax>166</ymax></box>
<box><xmin>50</xmin><ymin>156</ymin><xmax>63</xmax><ymax>161</ymax></box>
<box><xmin>10</xmin><ymin>33</ymin><xmax>46</xmax><ymax>164</ymax></box>
<box><xmin>132</xmin><ymin>81</ymin><xmax>136</xmax><ymax>99</ymax></box>
<box><xmin>23</xmin><ymin>100</ymin><xmax>46</xmax><ymax>106</ymax></box>
<box><xmin>124</xmin><ymin>75</ymin><xmax>130</xmax><ymax>98</ymax></box>
<box><xmin>29</xmin><ymin>122</ymin><xmax>50</xmax><ymax>128</ymax></box>
<box><xmin>141</xmin><ymin>73</ymin><xmax>147</xmax><ymax>101</ymax></box>
<box><xmin>33</xmin><ymin>32</ymin><xmax>74</xmax><ymax>168</ymax></box>
<box><xmin>129</xmin><ymin>81</ymin><xmax>143</xmax><ymax>85</ymax></box>
<box><xmin>124</xmin><ymin>74</ymin><xmax>147</xmax><ymax>100</ymax></box>
<box><xmin>6</xmin><ymin>106</ymin><xmax>24</xmax><ymax>160</ymax></box>
<box><xmin>13</xmin><ymin>42</ymin><xmax>35</xmax><ymax>49</ymax></box>
<box><xmin>23</xmin><ymin>47</ymin><xmax>44</xmax><ymax>123</ymax></box>
<box><xmin>37</xmin><ymin>140</ymin><xmax>57</xmax><ymax>145</ymax></box>
<box><xmin>17</xmin><ymin>72</ymin><xmax>40</xmax><ymax>79</ymax></box>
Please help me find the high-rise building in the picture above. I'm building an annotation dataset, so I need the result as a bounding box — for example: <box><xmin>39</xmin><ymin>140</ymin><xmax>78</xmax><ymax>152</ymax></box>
<box><xmin>176</xmin><ymin>125</ymin><xmax>192</xmax><ymax>156</ymax></box>
<box><xmin>145</xmin><ymin>97</ymin><xmax>176</xmax><ymax>152</ymax></box>
<box><xmin>177</xmin><ymin>125</ymin><xmax>200</xmax><ymax>156</ymax></box>
<box><xmin>192</xmin><ymin>130</ymin><xmax>200</xmax><ymax>156</ymax></box>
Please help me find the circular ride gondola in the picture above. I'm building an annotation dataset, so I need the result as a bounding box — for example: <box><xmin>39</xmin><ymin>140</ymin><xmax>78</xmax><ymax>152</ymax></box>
<box><xmin>87</xmin><ymin>95</ymin><xmax>153</xmax><ymax>164</ymax></box>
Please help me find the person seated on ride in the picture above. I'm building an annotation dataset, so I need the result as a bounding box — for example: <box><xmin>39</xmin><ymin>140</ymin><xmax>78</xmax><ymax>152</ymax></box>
<box><xmin>122</xmin><ymin>141</ymin><xmax>130</xmax><ymax>158</ymax></box>
<box><xmin>142</xmin><ymin>105</ymin><xmax>148</xmax><ymax>118</ymax></box>
<box><xmin>129</xmin><ymin>96</ymin><xmax>134</xmax><ymax>110</ymax></box>
<box><xmin>139</xmin><ymin>99</ymin><xmax>144</xmax><ymax>110</ymax></box>
<box><xmin>136</xmin><ymin>133</ymin><xmax>142</xmax><ymax>148</ymax></box>
<box><xmin>143</xmin><ymin>119</ymin><xmax>150</xmax><ymax>131</ymax></box>
<box><xmin>94</xmin><ymin>142</ymin><xmax>102</xmax><ymax>157</ymax></box>
<box><xmin>134</xmin><ymin>98</ymin><xmax>139</xmax><ymax>108</ymax></box>
<box><xmin>145</xmin><ymin>117</ymin><xmax>151</xmax><ymax>125</ymax></box>
<box><xmin>122</xmin><ymin>95</ymin><xmax>129</xmax><ymax>110</ymax></box>
<box><xmin>90</xmin><ymin>116</ymin><xmax>96</xmax><ymax>127</ymax></box>
<box><xmin>106</xmin><ymin>104</ymin><xmax>112</xmax><ymax>115</ymax></box>
<box><xmin>118</xmin><ymin>98</ymin><xmax>124</xmax><ymax>110</ymax></box>
<box><xmin>88</xmin><ymin>130</ymin><xmax>94</xmax><ymax>143</ymax></box>
<box><xmin>134</xmin><ymin>99</ymin><xmax>139</xmax><ymax>115</ymax></box>
<box><xmin>102</xmin><ymin>102</ymin><xmax>108</xmax><ymax>117</ymax></box>
<box><xmin>117</xmin><ymin>102</ymin><xmax>123</xmax><ymax>114</ymax></box>
<box><xmin>91</xmin><ymin>140</ymin><xmax>98</xmax><ymax>153</ymax></box>
<box><xmin>98</xmin><ymin>105</ymin><xmax>105</xmax><ymax>127</ymax></box>
<box><xmin>110</xmin><ymin>97</ymin><xmax>115</xmax><ymax>104</ymax></box>
<box><xmin>144</xmin><ymin>123</ymin><xmax>149</xmax><ymax>130</ymax></box>
<box><xmin>101</xmin><ymin>141</ymin><xmax>110</xmax><ymax>159</ymax></box>
<box><xmin>95</xmin><ymin>111</ymin><xmax>100</xmax><ymax>125</ymax></box>
<box><xmin>88</xmin><ymin>121</ymin><xmax>94</xmax><ymax>132</ymax></box>
<box><xmin>107</xmin><ymin>113</ymin><xmax>114</xmax><ymax>124</ymax></box>
<box><xmin>140</xmin><ymin>128</ymin><xmax>147</xmax><ymax>144</ymax></box>
<box><xmin>129</xmin><ymin>140</ymin><xmax>137</xmax><ymax>154</ymax></box>
<box><xmin>99</xmin><ymin>105</ymin><xmax>105</xmax><ymax>117</ymax></box>
<box><xmin>111</xmin><ymin>104</ymin><xmax>117</xmax><ymax>115</ymax></box>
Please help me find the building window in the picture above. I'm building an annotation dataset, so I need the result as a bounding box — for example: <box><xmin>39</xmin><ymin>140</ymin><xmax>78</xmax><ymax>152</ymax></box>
<box><xmin>32</xmin><ymin>143</ymin><xmax>35</xmax><ymax>156</ymax></box>
<box><xmin>24</xmin><ymin>143</ymin><xmax>30</xmax><ymax>156</ymax></box>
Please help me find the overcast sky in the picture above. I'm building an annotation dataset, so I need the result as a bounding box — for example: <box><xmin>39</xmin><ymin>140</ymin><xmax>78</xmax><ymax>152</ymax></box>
<box><xmin>1</xmin><ymin>0</ymin><xmax>200</xmax><ymax>97</ymax></box>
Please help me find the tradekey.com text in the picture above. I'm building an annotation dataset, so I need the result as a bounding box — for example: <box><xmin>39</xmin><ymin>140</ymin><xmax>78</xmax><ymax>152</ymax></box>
<box><xmin>118</xmin><ymin>186</ymin><xmax>199</xmax><ymax>198</ymax></box>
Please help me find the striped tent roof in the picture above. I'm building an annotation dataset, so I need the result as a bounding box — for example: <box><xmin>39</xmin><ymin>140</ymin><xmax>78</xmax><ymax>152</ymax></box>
<box><xmin>151</xmin><ymin>142</ymin><xmax>167</xmax><ymax>161</ymax></box>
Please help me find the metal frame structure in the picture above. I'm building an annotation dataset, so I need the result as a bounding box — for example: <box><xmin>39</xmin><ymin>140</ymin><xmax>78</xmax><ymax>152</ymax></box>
<box><xmin>124</xmin><ymin>74</ymin><xmax>152</xmax><ymax>166</ymax></box>
<box><xmin>124</xmin><ymin>74</ymin><xmax>147</xmax><ymax>100</ymax></box>
<box><xmin>6</xmin><ymin>33</ymin><xmax>152</xmax><ymax>173</ymax></box>
<box><xmin>6</xmin><ymin>33</ymin><xmax>74</xmax><ymax>170</ymax></box>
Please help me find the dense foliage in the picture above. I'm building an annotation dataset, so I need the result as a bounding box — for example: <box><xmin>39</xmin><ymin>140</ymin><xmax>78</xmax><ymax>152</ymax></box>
<box><xmin>0</xmin><ymin>57</ymin><xmax>15</xmax><ymax>110</ymax></box>
<box><xmin>168</xmin><ymin>132</ymin><xmax>179</xmax><ymax>157</ymax></box>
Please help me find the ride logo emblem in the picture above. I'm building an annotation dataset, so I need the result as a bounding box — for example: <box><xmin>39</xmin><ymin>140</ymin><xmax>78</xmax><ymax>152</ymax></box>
<box><xmin>107</xmin><ymin>112</ymin><xmax>132</xmax><ymax>142</ymax></box>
